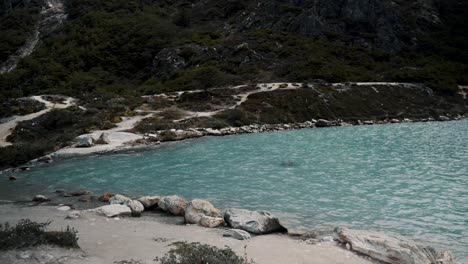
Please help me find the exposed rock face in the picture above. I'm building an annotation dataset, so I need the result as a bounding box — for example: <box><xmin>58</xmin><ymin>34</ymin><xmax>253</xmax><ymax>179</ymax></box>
<box><xmin>109</xmin><ymin>194</ymin><xmax>132</xmax><ymax>205</ymax></box>
<box><xmin>185</xmin><ymin>199</ymin><xmax>223</xmax><ymax>226</ymax></box>
<box><xmin>223</xmin><ymin>229</ymin><xmax>252</xmax><ymax>240</ymax></box>
<box><xmin>137</xmin><ymin>196</ymin><xmax>161</xmax><ymax>209</ymax></box>
<box><xmin>335</xmin><ymin>228</ymin><xmax>455</xmax><ymax>264</ymax></box>
<box><xmin>214</xmin><ymin>0</ymin><xmax>441</xmax><ymax>53</ymax></box>
<box><xmin>158</xmin><ymin>195</ymin><xmax>188</xmax><ymax>216</ymax></box>
<box><xmin>92</xmin><ymin>204</ymin><xmax>132</xmax><ymax>218</ymax></box>
<box><xmin>152</xmin><ymin>48</ymin><xmax>186</xmax><ymax>80</ymax></box>
<box><xmin>224</xmin><ymin>208</ymin><xmax>287</xmax><ymax>234</ymax></box>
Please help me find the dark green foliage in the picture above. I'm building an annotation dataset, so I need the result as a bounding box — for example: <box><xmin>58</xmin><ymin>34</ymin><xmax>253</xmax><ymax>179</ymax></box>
<box><xmin>154</xmin><ymin>242</ymin><xmax>255</xmax><ymax>264</ymax></box>
<box><xmin>0</xmin><ymin>7</ymin><xmax>39</xmax><ymax>62</ymax></box>
<box><xmin>0</xmin><ymin>107</ymin><xmax>116</xmax><ymax>168</ymax></box>
<box><xmin>0</xmin><ymin>219</ymin><xmax>79</xmax><ymax>250</ymax></box>
<box><xmin>1</xmin><ymin>0</ymin><xmax>466</xmax><ymax>100</ymax></box>
<box><xmin>0</xmin><ymin>97</ymin><xmax>45</xmax><ymax>118</ymax></box>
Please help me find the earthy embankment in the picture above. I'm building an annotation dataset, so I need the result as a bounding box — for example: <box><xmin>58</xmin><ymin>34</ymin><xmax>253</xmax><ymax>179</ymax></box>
<box><xmin>0</xmin><ymin>204</ymin><xmax>372</xmax><ymax>264</ymax></box>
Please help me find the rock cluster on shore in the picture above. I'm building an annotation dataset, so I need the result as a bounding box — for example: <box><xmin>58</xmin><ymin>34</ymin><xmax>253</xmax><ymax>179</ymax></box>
<box><xmin>135</xmin><ymin>115</ymin><xmax>467</xmax><ymax>146</ymax></box>
<box><xmin>29</xmin><ymin>190</ymin><xmax>456</xmax><ymax>264</ymax></box>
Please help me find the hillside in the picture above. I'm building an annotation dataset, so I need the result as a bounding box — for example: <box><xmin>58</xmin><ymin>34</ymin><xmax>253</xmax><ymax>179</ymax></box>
<box><xmin>0</xmin><ymin>0</ymin><xmax>467</xmax><ymax>168</ymax></box>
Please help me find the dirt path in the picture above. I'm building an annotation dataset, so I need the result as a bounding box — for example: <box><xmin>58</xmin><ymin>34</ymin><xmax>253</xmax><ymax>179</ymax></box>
<box><xmin>0</xmin><ymin>96</ymin><xmax>75</xmax><ymax>147</ymax></box>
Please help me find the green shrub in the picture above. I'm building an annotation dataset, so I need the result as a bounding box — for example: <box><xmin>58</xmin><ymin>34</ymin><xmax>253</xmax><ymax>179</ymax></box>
<box><xmin>154</xmin><ymin>242</ymin><xmax>256</xmax><ymax>264</ymax></box>
<box><xmin>0</xmin><ymin>219</ymin><xmax>79</xmax><ymax>250</ymax></box>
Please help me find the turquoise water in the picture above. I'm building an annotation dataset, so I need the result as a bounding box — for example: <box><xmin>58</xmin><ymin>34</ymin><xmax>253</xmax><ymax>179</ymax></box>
<box><xmin>1</xmin><ymin>121</ymin><xmax>467</xmax><ymax>261</ymax></box>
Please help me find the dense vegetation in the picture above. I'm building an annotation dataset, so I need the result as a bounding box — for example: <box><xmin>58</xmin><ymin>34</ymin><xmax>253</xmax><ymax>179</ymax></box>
<box><xmin>0</xmin><ymin>219</ymin><xmax>79</xmax><ymax>250</ymax></box>
<box><xmin>0</xmin><ymin>0</ymin><xmax>467</xmax><ymax>102</ymax></box>
<box><xmin>0</xmin><ymin>7</ymin><xmax>39</xmax><ymax>63</ymax></box>
<box><xmin>0</xmin><ymin>0</ymin><xmax>467</xmax><ymax>168</ymax></box>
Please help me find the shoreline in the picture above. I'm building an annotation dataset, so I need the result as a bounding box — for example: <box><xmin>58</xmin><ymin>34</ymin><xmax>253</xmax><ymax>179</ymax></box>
<box><xmin>4</xmin><ymin>116</ymin><xmax>467</xmax><ymax>173</ymax></box>
<box><xmin>0</xmin><ymin>203</ymin><xmax>374</xmax><ymax>264</ymax></box>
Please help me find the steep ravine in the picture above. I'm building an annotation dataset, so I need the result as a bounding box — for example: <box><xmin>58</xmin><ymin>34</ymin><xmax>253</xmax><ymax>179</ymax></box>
<box><xmin>0</xmin><ymin>0</ymin><xmax>66</xmax><ymax>74</ymax></box>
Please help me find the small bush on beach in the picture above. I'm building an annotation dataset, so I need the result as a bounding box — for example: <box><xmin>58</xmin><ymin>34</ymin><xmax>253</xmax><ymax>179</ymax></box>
<box><xmin>0</xmin><ymin>219</ymin><xmax>79</xmax><ymax>250</ymax></box>
<box><xmin>154</xmin><ymin>242</ymin><xmax>256</xmax><ymax>264</ymax></box>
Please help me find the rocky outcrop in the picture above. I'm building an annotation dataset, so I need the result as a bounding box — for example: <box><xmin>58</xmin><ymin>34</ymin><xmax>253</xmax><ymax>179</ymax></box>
<box><xmin>92</xmin><ymin>204</ymin><xmax>132</xmax><ymax>218</ymax></box>
<box><xmin>223</xmin><ymin>229</ymin><xmax>252</xmax><ymax>240</ymax></box>
<box><xmin>137</xmin><ymin>196</ymin><xmax>161</xmax><ymax>209</ymax></box>
<box><xmin>335</xmin><ymin>228</ymin><xmax>454</xmax><ymax>264</ymax></box>
<box><xmin>152</xmin><ymin>48</ymin><xmax>186</xmax><ymax>80</ymax></box>
<box><xmin>224</xmin><ymin>208</ymin><xmax>287</xmax><ymax>234</ymax></box>
<box><xmin>158</xmin><ymin>195</ymin><xmax>188</xmax><ymax>216</ymax></box>
<box><xmin>185</xmin><ymin>199</ymin><xmax>223</xmax><ymax>224</ymax></box>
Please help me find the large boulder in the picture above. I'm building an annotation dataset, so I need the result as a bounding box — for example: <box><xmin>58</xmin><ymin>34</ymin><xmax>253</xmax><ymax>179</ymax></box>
<box><xmin>158</xmin><ymin>195</ymin><xmax>188</xmax><ymax>216</ymax></box>
<box><xmin>137</xmin><ymin>196</ymin><xmax>161</xmax><ymax>209</ymax></box>
<box><xmin>126</xmin><ymin>200</ymin><xmax>144</xmax><ymax>217</ymax></box>
<box><xmin>109</xmin><ymin>194</ymin><xmax>132</xmax><ymax>205</ymax></box>
<box><xmin>335</xmin><ymin>228</ymin><xmax>455</xmax><ymax>264</ymax></box>
<box><xmin>92</xmin><ymin>204</ymin><xmax>132</xmax><ymax>218</ymax></box>
<box><xmin>95</xmin><ymin>132</ymin><xmax>110</xmax><ymax>145</ymax></box>
<box><xmin>224</xmin><ymin>208</ymin><xmax>287</xmax><ymax>234</ymax></box>
<box><xmin>76</xmin><ymin>135</ymin><xmax>95</xmax><ymax>148</ymax></box>
<box><xmin>185</xmin><ymin>199</ymin><xmax>223</xmax><ymax>225</ymax></box>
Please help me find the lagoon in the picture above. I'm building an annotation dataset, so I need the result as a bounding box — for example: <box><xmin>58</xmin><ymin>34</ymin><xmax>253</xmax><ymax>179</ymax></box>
<box><xmin>1</xmin><ymin>121</ymin><xmax>467</xmax><ymax>261</ymax></box>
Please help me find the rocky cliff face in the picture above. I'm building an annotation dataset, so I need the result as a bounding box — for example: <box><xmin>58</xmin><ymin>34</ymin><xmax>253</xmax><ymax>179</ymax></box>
<box><xmin>184</xmin><ymin>0</ymin><xmax>442</xmax><ymax>53</ymax></box>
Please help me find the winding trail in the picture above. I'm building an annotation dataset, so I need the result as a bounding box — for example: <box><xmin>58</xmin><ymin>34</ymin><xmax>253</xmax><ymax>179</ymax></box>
<box><xmin>0</xmin><ymin>96</ymin><xmax>75</xmax><ymax>147</ymax></box>
<box><xmin>52</xmin><ymin>114</ymin><xmax>153</xmax><ymax>158</ymax></box>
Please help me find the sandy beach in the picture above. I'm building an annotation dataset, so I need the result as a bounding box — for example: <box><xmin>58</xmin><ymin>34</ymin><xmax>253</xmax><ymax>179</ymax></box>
<box><xmin>0</xmin><ymin>204</ymin><xmax>373</xmax><ymax>264</ymax></box>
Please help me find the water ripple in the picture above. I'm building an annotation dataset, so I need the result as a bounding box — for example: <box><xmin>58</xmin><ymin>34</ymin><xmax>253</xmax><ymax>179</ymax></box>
<box><xmin>1</xmin><ymin>121</ymin><xmax>467</xmax><ymax>261</ymax></box>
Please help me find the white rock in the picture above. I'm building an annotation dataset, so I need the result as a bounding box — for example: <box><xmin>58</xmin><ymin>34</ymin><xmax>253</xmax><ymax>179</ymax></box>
<box><xmin>66</xmin><ymin>211</ymin><xmax>81</xmax><ymax>219</ymax></box>
<box><xmin>57</xmin><ymin>206</ymin><xmax>71</xmax><ymax>211</ymax></box>
<box><xmin>185</xmin><ymin>199</ymin><xmax>223</xmax><ymax>225</ymax></box>
<box><xmin>93</xmin><ymin>204</ymin><xmax>132</xmax><ymax>218</ymax></box>
<box><xmin>199</xmin><ymin>215</ymin><xmax>225</xmax><ymax>228</ymax></box>
<box><xmin>126</xmin><ymin>200</ymin><xmax>144</xmax><ymax>216</ymax></box>
<box><xmin>223</xmin><ymin>229</ymin><xmax>252</xmax><ymax>240</ymax></box>
<box><xmin>109</xmin><ymin>194</ymin><xmax>132</xmax><ymax>205</ymax></box>
<box><xmin>76</xmin><ymin>135</ymin><xmax>95</xmax><ymax>148</ymax></box>
<box><xmin>95</xmin><ymin>132</ymin><xmax>110</xmax><ymax>144</ymax></box>
<box><xmin>335</xmin><ymin>228</ymin><xmax>454</xmax><ymax>264</ymax></box>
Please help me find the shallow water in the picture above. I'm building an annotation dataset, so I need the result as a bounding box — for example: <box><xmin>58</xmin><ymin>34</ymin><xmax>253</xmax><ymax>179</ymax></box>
<box><xmin>1</xmin><ymin>121</ymin><xmax>467</xmax><ymax>261</ymax></box>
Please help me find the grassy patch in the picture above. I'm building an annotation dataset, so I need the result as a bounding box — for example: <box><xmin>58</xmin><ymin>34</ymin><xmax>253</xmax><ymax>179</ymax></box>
<box><xmin>0</xmin><ymin>219</ymin><xmax>79</xmax><ymax>250</ymax></box>
<box><xmin>154</xmin><ymin>242</ymin><xmax>255</xmax><ymax>264</ymax></box>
